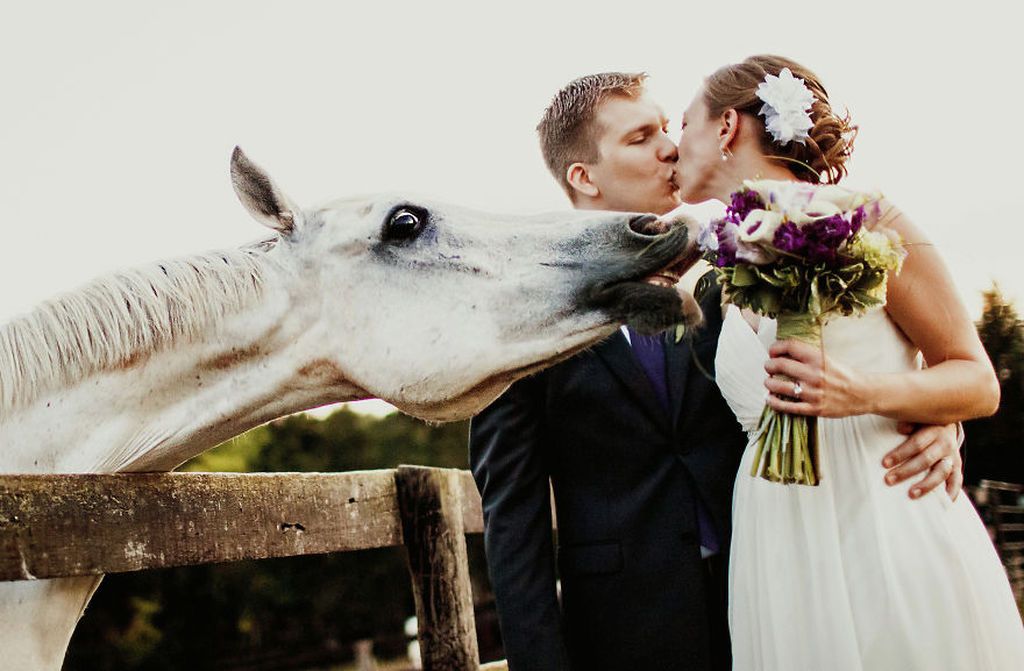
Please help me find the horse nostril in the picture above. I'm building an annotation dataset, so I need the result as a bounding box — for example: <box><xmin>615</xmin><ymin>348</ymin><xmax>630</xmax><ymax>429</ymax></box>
<box><xmin>628</xmin><ymin>213</ymin><xmax>667</xmax><ymax>236</ymax></box>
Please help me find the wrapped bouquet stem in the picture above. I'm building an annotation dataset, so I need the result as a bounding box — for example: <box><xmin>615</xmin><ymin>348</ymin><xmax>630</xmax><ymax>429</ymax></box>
<box><xmin>751</xmin><ymin>313</ymin><xmax>822</xmax><ymax>484</ymax></box>
<box><xmin>700</xmin><ymin>179</ymin><xmax>905</xmax><ymax>486</ymax></box>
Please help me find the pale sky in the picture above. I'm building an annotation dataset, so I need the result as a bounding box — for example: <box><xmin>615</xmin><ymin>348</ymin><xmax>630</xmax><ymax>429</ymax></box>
<box><xmin>2</xmin><ymin>2</ymin><xmax>1021</xmax><ymax>418</ymax></box>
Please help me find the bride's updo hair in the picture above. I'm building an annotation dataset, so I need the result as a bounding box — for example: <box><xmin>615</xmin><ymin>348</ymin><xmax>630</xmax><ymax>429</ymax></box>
<box><xmin>704</xmin><ymin>55</ymin><xmax>856</xmax><ymax>184</ymax></box>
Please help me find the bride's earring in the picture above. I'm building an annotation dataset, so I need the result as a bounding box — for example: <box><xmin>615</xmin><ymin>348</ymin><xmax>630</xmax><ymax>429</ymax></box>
<box><xmin>721</xmin><ymin>147</ymin><xmax>733</xmax><ymax>162</ymax></box>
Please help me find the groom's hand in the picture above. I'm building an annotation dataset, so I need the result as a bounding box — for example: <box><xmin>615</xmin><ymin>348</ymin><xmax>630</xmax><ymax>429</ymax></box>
<box><xmin>882</xmin><ymin>423</ymin><xmax>962</xmax><ymax>501</ymax></box>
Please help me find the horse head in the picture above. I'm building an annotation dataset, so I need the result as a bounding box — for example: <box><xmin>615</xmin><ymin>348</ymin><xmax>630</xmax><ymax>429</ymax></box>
<box><xmin>231</xmin><ymin>148</ymin><xmax>703</xmax><ymax>421</ymax></box>
<box><xmin>0</xmin><ymin>148</ymin><xmax>705</xmax><ymax>671</ymax></box>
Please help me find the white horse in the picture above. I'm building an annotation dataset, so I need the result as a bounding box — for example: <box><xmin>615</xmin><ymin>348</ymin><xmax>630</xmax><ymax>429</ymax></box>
<box><xmin>0</xmin><ymin>148</ymin><xmax>701</xmax><ymax>669</ymax></box>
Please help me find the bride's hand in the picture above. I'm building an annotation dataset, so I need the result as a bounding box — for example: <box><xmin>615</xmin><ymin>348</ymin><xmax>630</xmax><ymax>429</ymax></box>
<box><xmin>763</xmin><ymin>341</ymin><xmax>966</xmax><ymax>501</ymax></box>
<box><xmin>763</xmin><ymin>338</ymin><xmax>872</xmax><ymax>418</ymax></box>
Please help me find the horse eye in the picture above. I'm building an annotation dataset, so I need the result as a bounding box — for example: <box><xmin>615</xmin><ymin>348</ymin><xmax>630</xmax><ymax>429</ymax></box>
<box><xmin>385</xmin><ymin>208</ymin><xmax>424</xmax><ymax>240</ymax></box>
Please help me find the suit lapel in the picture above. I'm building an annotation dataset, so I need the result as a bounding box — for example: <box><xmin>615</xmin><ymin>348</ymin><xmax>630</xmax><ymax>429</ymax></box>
<box><xmin>593</xmin><ymin>330</ymin><xmax>673</xmax><ymax>435</ymax></box>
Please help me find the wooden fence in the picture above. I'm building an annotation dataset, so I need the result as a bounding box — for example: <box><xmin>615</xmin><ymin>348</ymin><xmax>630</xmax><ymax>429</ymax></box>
<box><xmin>0</xmin><ymin>466</ymin><xmax>507</xmax><ymax>671</ymax></box>
<box><xmin>3</xmin><ymin>471</ymin><xmax>1020</xmax><ymax>670</ymax></box>
<box><xmin>973</xmin><ymin>479</ymin><xmax>1024</xmax><ymax>604</ymax></box>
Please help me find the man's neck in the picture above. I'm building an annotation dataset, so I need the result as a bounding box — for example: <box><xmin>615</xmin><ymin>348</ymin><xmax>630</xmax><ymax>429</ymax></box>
<box><xmin>572</xmin><ymin>195</ymin><xmax>609</xmax><ymax>212</ymax></box>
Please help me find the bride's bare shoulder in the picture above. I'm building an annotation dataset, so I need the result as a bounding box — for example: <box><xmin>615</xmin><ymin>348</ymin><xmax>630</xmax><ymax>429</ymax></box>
<box><xmin>866</xmin><ymin>198</ymin><xmax>929</xmax><ymax>244</ymax></box>
<box><xmin>872</xmin><ymin>196</ymin><xmax>988</xmax><ymax>369</ymax></box>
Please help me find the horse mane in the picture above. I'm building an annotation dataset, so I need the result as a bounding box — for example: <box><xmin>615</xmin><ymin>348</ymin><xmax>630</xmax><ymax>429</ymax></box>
<box><xmin>0</xmin><ymin>239</ymin><xmax>279</xmax><ymax>411</ymax></box>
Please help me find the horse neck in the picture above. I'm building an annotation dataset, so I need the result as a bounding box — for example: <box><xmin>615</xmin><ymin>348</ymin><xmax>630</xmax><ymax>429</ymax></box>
<box><xmin>0</xmin><ymin>263</ymin><xmax>368</xmax><ymax>475</ymax></box>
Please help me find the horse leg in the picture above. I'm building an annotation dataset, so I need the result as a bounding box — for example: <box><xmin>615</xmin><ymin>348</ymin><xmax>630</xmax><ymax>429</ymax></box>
<box><xmin>0</xmin><ymin>575</ymin><xmax>104</xmax><ymax>670</ymax></box>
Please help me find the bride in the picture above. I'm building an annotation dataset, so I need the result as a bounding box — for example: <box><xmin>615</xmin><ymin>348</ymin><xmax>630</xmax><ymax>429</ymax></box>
<box><xmin>672</xmin><ymin>54</ymin><xmax>1024</xmax><ymax>669</ymax></box>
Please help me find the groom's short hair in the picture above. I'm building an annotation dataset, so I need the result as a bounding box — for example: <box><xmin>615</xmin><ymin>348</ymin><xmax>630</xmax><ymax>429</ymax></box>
<box><xmin>537</xmin><ymin>72</ymin><xmax>647</xmax><ymax>200</ymax></box>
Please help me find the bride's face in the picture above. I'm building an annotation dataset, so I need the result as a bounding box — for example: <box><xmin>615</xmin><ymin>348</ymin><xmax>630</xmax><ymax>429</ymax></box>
<box><xmin>674</xmin><ymin>89</ymin><xmax>724</xmax><ymax>204</ymax></box>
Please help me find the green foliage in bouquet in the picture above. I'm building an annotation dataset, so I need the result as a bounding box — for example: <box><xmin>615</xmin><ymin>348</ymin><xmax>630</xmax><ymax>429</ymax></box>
<box><xmin>720</xmin><ymin>258</ymin><xmax>888</xmax><ymax>321</ymax></box>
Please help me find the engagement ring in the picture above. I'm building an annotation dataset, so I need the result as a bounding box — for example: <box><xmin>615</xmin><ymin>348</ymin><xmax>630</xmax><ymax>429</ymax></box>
<box><xmin>940</xmin><ymin>456</ymin><xmax>954</xmax><ymax>472</ymax></box>
<box><xmin>792</xmin><ymin>381</ymin><xmax>803</xmax><ymax>399</ymax></box>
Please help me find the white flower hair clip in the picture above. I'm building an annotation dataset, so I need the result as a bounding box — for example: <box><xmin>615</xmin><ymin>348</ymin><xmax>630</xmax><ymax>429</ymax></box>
<box><xmin>756</xmin><ymin>67</ymin><xmax>815</xmax><ymax>146</ymax></box>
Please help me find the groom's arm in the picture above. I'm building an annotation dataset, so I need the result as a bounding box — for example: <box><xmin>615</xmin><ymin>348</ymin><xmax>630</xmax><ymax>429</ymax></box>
<box><xmin>882</xmin><ymin>422</ymin><xmax>964</xmax><ymax>499</ymax></box>
<box><xmin>470</xmin><ymin>374</ymin><xmax>569</xmax><ymax>671</ymax></box>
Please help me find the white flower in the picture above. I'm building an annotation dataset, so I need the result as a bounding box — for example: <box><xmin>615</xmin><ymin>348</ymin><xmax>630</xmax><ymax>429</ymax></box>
<box><xmin>741</xmin><ymin>179</ymin><xmax>884</xmax><ymax>225</ymax></box>
<box><xmin>735</xmin><ymin>239</ymin><xmax>777</xmax><ymax>265</ymax></box>
<box><xmin>738</xmin><ymin>209</ymin><xmax>783</xmax><ymax>244</ymax></box>
<box><xmin>756</xmin><ymin>68</ymin><xmax>815</xmax><ymax>146</ymax></box>
<box><xmin>809</xmin><ymin>184</ymin><xmax>882</xmax><ymax>212</ymax></box>
<box><xmin>698</xmin><ymin>221</ymin><xmax>719</xmax><ymax>252</ymax></box>
<box><xmin>743</xmin><ymin>179</ymin><xmax>814</xmax><ymax>215</ymax></box>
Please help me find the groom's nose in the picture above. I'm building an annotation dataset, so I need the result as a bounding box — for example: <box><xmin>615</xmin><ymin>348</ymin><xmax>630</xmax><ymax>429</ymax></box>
<box><xmin>657</xmin><ymin>135</ymin><xmax>679</xmax><ymax>163</ymax></box>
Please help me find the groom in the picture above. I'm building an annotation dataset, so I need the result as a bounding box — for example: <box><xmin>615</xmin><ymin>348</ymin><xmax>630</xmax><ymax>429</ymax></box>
<box><xmin>469</xmin><ymin>72</ymin><xmax>962</xmax><ymax>670</ymax></box>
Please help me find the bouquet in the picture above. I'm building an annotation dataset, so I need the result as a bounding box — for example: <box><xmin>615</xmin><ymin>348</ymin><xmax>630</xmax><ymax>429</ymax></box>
<box><xmin>700</xmin><ymin>180</ymin><xmax>905</xmax><ymax>485</ymax></box>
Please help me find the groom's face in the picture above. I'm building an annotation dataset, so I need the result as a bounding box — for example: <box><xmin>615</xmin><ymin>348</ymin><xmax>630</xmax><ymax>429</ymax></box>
<box><xmin>586</xmin><ymin>94</ymin><xmax>681</xmax><ymax>215</ymax></box>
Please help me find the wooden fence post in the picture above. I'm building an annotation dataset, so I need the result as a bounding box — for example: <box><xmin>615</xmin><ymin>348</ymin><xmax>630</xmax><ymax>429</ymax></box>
<box><xmin>395</xmin><ymin>465</ymin><xmax>479</xmax><ymax>670</ymax></box>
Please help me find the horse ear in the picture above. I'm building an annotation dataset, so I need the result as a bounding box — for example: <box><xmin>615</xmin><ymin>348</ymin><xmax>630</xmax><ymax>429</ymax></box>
<box><xmin>230</xmin><ymin>147</ymin><xmax>302</xmax><ymax>235</ymax></box>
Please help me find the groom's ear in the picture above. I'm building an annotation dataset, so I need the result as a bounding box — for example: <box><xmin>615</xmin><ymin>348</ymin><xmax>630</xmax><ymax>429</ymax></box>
<box><xmin>566</xmin><ymin>162</ymin><xmax>600</xmax><ymax>199</ymax></box>
<box><xmin>719</xmin><ymin>108</ymin><xmax>740</xmax><ymax>153</ymax></box>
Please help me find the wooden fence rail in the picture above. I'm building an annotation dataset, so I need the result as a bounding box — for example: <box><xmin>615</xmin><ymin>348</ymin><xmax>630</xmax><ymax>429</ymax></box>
<box><xmin>0</xmin><ymin>466</ymin><xmax>499</xmax><ymax>671</ymax></box>
<box><xmin>974</xmin><ymin>479</ymin><xmax>1024</xmax><ymax>604</ymax></box>
<box><xmin>3</xmin><ymin>471</ymin><xmax>1019</xmax><ymax>670</ymax></box>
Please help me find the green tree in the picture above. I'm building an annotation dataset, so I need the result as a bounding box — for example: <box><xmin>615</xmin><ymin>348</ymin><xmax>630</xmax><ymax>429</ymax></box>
<box><xmin>964</xmin><ymin>284</ymin><xmax>1024</xmax><ymax>485</ymax></box>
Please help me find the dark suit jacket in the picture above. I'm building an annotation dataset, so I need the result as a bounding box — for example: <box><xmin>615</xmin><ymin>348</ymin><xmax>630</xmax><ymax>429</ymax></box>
<box><xmin>470</xmin><ymin>286</ymin><xmax>747</xmax><ymax>670</ymax></box>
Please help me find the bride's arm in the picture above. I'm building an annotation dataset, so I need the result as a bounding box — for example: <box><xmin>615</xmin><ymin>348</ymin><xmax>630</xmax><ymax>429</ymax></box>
<box><xmin>764</xmin><ymin>204</ymin><xmax>999</xmax><ymax>424</ymax></box>
<box><xmin>876</xmin><ymin>209</ymin><xmax>999</xmax><ymax>421</ymax></box>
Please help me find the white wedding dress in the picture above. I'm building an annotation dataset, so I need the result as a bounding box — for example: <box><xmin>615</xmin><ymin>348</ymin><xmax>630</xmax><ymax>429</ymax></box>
<box><xmin>716</xmin><ymin>305</ymin><xmax>1024</xmax><ymax>670</ymax></box>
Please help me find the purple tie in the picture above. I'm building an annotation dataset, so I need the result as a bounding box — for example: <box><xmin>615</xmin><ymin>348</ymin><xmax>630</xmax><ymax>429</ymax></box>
<box><xmin>627</xmin><ymin>327</ymin><xmax>719</xmax><ymax>555</ymax></box>
<box><xmin>627</xmin><ymin>327</ymin><xmax>669</xmax><ymax>411</ymax></box>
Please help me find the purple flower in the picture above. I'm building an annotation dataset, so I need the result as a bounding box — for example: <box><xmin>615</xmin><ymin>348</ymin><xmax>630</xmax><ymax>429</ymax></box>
<box><xmin>714</xmin><ymin>245</ymin><xmax>737</xmax><ymax>267</ymax></box>
<box><xmin>726</xmin><ymin>189</ymin><xmax>766</xmax><ymax>223</ymax></box>
<box><xmin>772</xmin><ymin>212</ymin><xmax>861</xmax><ymax>265</ymax></box>
<box><xmin>773</xmin><ymin>222</ymin><xmax>806</xmax><ymax>254</ymax></box>
<box><xmin>793</xmin><ymin>214</ymin><xmax>857</xmax><ymax>263</ymax></box>
<box><xmin>806</xmin><ymin>240</ymin><xmax>837</xmax><ymax>264</ymax></box>
<box><xmin>819</xmin><ymin>214</ymin><xmax>851</xmax><ymax>243</ymax></box>
<box><xmin>712</xmin><ymin>219</ymin><xmax>739</xmax><ymax>266</ymax></box>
